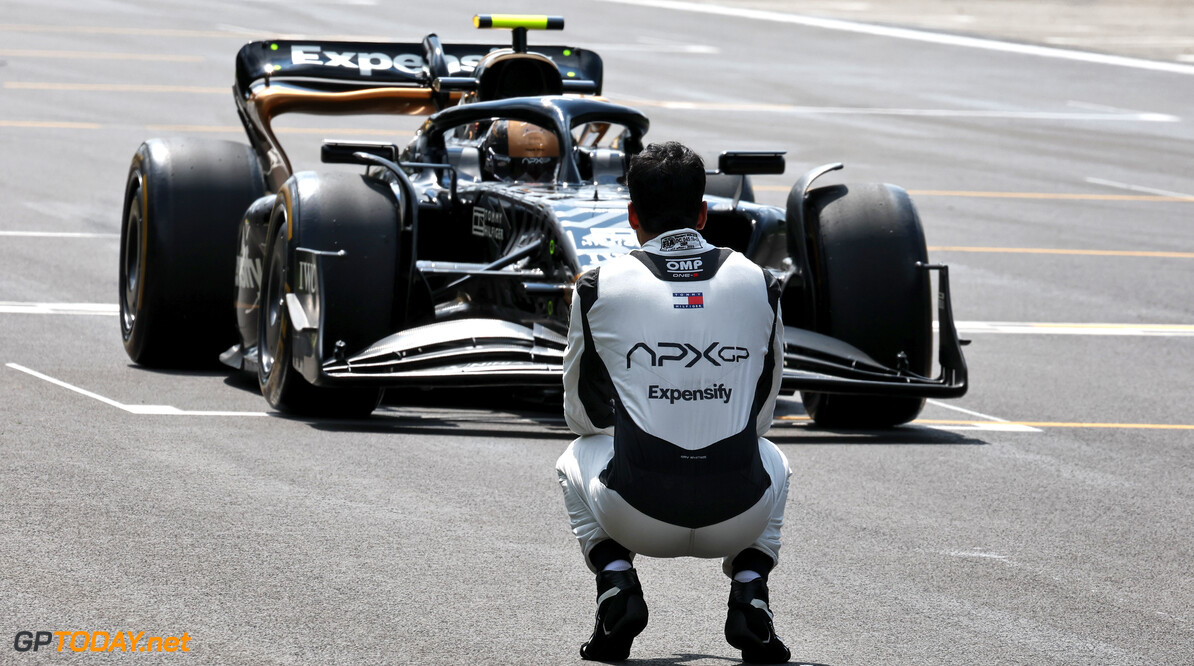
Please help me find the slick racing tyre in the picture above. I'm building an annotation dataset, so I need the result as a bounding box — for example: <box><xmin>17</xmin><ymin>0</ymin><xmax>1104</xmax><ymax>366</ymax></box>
<box><xmin>257</xmin><ymin>172</ymin><xmax>401</xmax><ymax>418</ymax></box>
<box><xmin>705</xmin><ymin>173</ymin><xmax>755</xmax><ymax>203</ymax></box>
<box><xmin>120</xmin><ymin>138</ymin><xmax>265</xmax><ymax>367</ymax></box>
<box><xmin>799</xmin><ymin>183</ymin><xmax>932</xmax><ymax>428</ymax></box>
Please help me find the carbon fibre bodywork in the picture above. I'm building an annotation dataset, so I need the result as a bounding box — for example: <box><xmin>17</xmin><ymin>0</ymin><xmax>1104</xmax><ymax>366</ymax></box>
<box><xmin>212</xmin><ymin>21</ymin><xmax>967</xmax><ymax>409</ymax></box>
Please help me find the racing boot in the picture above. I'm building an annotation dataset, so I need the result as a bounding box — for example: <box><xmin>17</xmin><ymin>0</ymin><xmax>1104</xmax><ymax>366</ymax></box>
<box><xmin>725</xmin><ymin>578</ymin><xmax>791</xmax><ymax>664</ymax></box>
<box><xmin>579</xmin><ymin>568</ymin><xmax>648</xmax><ymax>661</ymax></box>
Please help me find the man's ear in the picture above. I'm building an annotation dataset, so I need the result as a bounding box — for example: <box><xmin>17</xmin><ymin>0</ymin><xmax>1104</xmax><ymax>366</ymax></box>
<box><xmin>627</xmin><ymin>201</ymin><xmax>640</xmax><ymax>230</ymax></box>
<box><xmin>695</xmin><ymin>201</ymin><xmax>707</xmax><ymax>231</ymax></box>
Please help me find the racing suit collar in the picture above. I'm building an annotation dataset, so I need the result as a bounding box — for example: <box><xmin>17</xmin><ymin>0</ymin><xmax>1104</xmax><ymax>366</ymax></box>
<box><xmin>641</xmin><ymin>228</ymin><xmax>712</xmax><ymax>255</ymax></box>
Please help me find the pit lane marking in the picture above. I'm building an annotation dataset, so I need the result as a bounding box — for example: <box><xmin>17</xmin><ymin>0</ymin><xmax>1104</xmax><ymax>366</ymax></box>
<box><xmin>768</xmin><ymin>187</ymin><xmax>1194</xmax><ymax>203</ymax></box>
<box><xmin>1085</xmin><ymin>177</ymin><xmax>1194</xmax><ymax>199</ymax></box>
<box><xmin>5</xmin><ymin>82</ymin><xmax>227</xmax><ymax>94</ymax></box>
<box><xmin>0</xmin><ymin>120</ymin><xmax>102</xmax><ymax>130</ymax></box>
<box><xmin>0</xmin><ymin>231</ymin><xmax>117</xmax><ymax>239</ymax></box>
<box><xmin>148</xmin><ymin>125</ymin><xmax>412</xmax><ymax>137</ymax></box>
<box><xmin>952</xmin><ymin>322</ymin><xmax>1194</xmax><ymax>336</ymax></box>
<box><xmin>4</xmin><ymin>303</ymin><xmax>1194</xmax><ymax>337</ymax></box>
<box><xmin>0</xmin><ymin>302</ymin><xmax>118</xmax><ymax>315</ymax></box>
<box><xmin>926</xmin><ymin>399</ymin><xmax>1013</xmax><ymax>424</ymax></box>
<box><xmin>624</xmin><ymin>99</ymin><xmax>1177</xmax><ymax>122</ymax></box>
<box><xmin>10</xmin><ymin>360</ymin><xmax>1191</xmax><ymax>431</ymax></box>
<box><xmin>6</xmin><ymin>363</ymin><xmax>268</xmax><ymax>416</ymax></box>
<box><xmin>776</xmin><ymin>415</ymin><xmax>1194</xmax><ymax>432</ymax></box>
<box><xmin>911</xmin><ymin>190</ymin><xmax>1193</xmax><ymax>202</ymax></box>
<box><xmin>0</xmin><ymin>22</ymin><xmax>253</xmax><ymax>38</ymax></box>
<box><xmin>597</xmin><ymin>0</ymin><xmax>1194</xmax><ymax>76</ymax></box>
<box><xmin>0</xmin><ymin>48</ymin><xmax>203</xmax><ymax>62</ymax></box>
<box><xmin>930</xmin><ymin>246</ymin><xmax>1194</xmax><ymax>259</ymax></box>
<box><xmin>752</xmin><ymin>186</ymin><xmax>1194</xmax><ymax>204</ymax></box>
<box><xmin>0</xmin><ymin>22</ymin><xmax>398</xmax><ymax>42</ymax></box>
<box><xmin>0</xmin><ymin>122</ymin><xmax>412</xmax><ymax>136</ymax></box>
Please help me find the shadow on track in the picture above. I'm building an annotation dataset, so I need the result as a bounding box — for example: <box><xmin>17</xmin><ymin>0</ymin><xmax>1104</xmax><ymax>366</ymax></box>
<box><xmin>217</xmin><ymin>371</ymin><xmax>984</xmax><ymax>446</ymax></box>
<box><xmin>767</xmin><ymin>424</ymin><xmax>985</xmax><ymax>446</ymax></box>
<box><xmin>626</xmin><ymin>655</ymin><xmax>830</xmax><ymax>666</ymax></box>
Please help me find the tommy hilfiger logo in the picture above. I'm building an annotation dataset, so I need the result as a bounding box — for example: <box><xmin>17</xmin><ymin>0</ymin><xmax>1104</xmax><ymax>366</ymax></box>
<box><xmin>672</xmin><ymin>292</ymin><xmax>703</xmax><ymax>309</ymax></box>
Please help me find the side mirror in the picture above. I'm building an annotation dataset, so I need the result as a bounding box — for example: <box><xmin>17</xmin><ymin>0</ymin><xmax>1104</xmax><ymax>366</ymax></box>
<box><xmin>321</xmin><ymin>141</ymin><xmax>399</xmax><ymax>164</ymax></box>
<box><xmin>716</xmin><ymin>151</ymin><xmax>785</xmax><ymax>176</ymax></box>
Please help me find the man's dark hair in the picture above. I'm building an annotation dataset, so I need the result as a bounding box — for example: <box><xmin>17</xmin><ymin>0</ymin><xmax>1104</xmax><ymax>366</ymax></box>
<box><xmin>627</xmin><ymin>141</ymin><xmax>706</xmax><ymax>235</ymax></box>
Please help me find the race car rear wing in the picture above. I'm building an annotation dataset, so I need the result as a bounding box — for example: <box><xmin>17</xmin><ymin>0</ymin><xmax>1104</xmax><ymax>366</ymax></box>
<box><xmin>234</xmin><ymin>36</ymin><xmax>604</xmax><ymax>190</ymax></box>
<box><xmin>234</xmin><ymin>40</ymin><xmax>603</xmax><ymax>98</ymax></box>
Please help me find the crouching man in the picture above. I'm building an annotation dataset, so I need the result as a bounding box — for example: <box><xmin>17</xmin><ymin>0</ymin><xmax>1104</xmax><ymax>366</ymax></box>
<box><xmin>556</xmin><ymin>141</ymin><xmax>792</xmax><ymax>663</ymax></box>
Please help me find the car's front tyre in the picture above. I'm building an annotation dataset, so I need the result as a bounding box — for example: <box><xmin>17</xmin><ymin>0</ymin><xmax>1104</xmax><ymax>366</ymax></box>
<box><xmin>256</xmin><ymin>172</ymin><xmax>402</xmax><ymax>418</ymax></box>
<box><xmin>798</xmin><ymin>182</ymin><xmax>933</xmax><ymax>428</ymax></box>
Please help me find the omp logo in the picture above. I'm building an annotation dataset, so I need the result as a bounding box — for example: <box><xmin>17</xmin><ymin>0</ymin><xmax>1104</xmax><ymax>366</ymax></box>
<box><xmin>666</xmin><ymin>258</ymin><xmax>703</xmax><ymax>272</ymax></box>
<box><xmin>625</xmin><ymin>342</ymin><xmax>750</xmax><ymax>368</ymax></box>
<box><xmin>471</xmin><ymin>207</ymin><xmax>506</xmax><ymax>241</ymax></box>
<box><xmin>235</xmin><ymin>251</ymin><xmax>262</xmax><ymax>290</ymax></box>
<box><xmin>296</xmin><ymin>259</ymin><xmax>318</xmax><ymax>294</ymax></box>
<box><xmin>290</xmin><ymin>45</ymin><xmax>487</xmax><ymax>76</ymax></box>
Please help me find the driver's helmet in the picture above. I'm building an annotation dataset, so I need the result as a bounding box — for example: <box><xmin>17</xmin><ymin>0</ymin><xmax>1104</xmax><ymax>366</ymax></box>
<box><xmin>481</xmin><ymin>120</ymin><xmax>560</xmax><ymax>183</ymax></box>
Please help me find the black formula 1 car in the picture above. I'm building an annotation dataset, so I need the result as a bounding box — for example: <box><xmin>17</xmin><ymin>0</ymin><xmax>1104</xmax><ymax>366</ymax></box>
<box><xmin>119</xmin><ymin>14</ymin><xmax>967</xmax><ymax>425</ymax></box>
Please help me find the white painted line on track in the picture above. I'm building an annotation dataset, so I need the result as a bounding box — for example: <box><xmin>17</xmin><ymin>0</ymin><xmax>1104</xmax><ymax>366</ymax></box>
<box><xmin>927</xmin><ymin>399</ymin><xmax>1009</xmax><ymax>423</ymax></box>
<box><xmin>574</xmin><ymin>42</ymin><xmax>720</xmax><ymax>54</ymax></box>
<box><xmin>619</xmin><ymin>98</ymin><xmax>1177</xmax><ymax>122</ymax></box>
<box><xmin>4</xmin><ymin>304</ymin><xmax>1193</xmax><ymax>338</ymax></box>
<box><xmin>924</xmin><ymin>400</ymin><xmax>1042</xmax><ymax>433</ymax></box>
<box><xmin>1085</xmin><ymin>177</ymin><xmax>1194</xmax><ymax>199</ymax></box>
<box><xmin>933</xmin><ymin>422</ymin><xmax>1042</xmax><ymax>433</ymax></box>
<box><xmin>923</xmin><ymin>398</ymin><xmax>1038</xmax><ymax>433</ymax></box>
<box><xmin>0</xmin><ymin>230</ymin><xmax>118</xmax><ymax>239</ymax></box>
<box><xmin>596</xmin><ymin>0</ymin><xmax>1194</xmax><ymax>76</ymax></box>
<box><xmin>0</xmin><ymin>302</ymin><xmax>118</xmax><ymax>315</ymax></box>
<box><xmin>6</xmin><ymin>363</ymin><xmax>268</xmax><ymax>416</ymax></box>
<box><xmin>953</xmin><ymin>322</ymin><xmax>1194</xmax><ymax>336</ymax></box>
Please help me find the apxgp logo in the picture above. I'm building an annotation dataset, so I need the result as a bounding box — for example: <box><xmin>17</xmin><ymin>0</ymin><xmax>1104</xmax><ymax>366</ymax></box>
<box><xmin>626</xmin><ymin>342</ymin><xmax>749</xmax><ymax>368</ymax></box>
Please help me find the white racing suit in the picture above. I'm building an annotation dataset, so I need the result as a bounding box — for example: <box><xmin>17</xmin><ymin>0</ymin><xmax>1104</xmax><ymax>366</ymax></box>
<box><xmin>556</xmin><ymin>228</ymin><xmax>792</xmax><ymax>577</ymax></box>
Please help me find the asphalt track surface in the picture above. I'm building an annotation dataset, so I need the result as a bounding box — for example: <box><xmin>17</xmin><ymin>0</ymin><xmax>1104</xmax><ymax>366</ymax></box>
<box><xmin>1</xmin><ymin>1</ymin><xmax>1192</xmax><ymax>664</ymax></box>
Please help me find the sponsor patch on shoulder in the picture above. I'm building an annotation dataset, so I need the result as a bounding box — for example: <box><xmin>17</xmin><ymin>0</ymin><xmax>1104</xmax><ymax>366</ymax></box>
<box><xmin>672</xmin><ymin>292</ymin><xmax>704</xmax><ymax>309</ymax></box>
<box><xmin>659</xmin><ymin>231</ymin><xmax>703</xmax><ymax>252</ymax></box>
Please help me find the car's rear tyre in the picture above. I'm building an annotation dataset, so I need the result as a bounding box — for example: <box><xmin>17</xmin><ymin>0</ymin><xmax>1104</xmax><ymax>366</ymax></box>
<box><xmin>119</xmin><ymin>138</ymin><xmax>265</xmax><ymax>367</ymax></box>
<box><xmin>257</xmin><ymin>172</ymin><xmax>401</xmax><ymax>418</ymax></box>
<box><xmin>705</xmin><ymin>173</ymin><xmax>754</xmax><ymax>203</ymax></box>
<box><xmin>799</xmin><ymin>183</ymin><xmax>932</xmax><ymax>428</ymax></box>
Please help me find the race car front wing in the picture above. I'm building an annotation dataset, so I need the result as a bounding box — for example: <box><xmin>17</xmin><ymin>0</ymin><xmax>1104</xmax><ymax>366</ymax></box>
<box><xmin>314</xmin><ymin>264</ymin><xmax>967</xmax><ymax>398</ymax></box>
